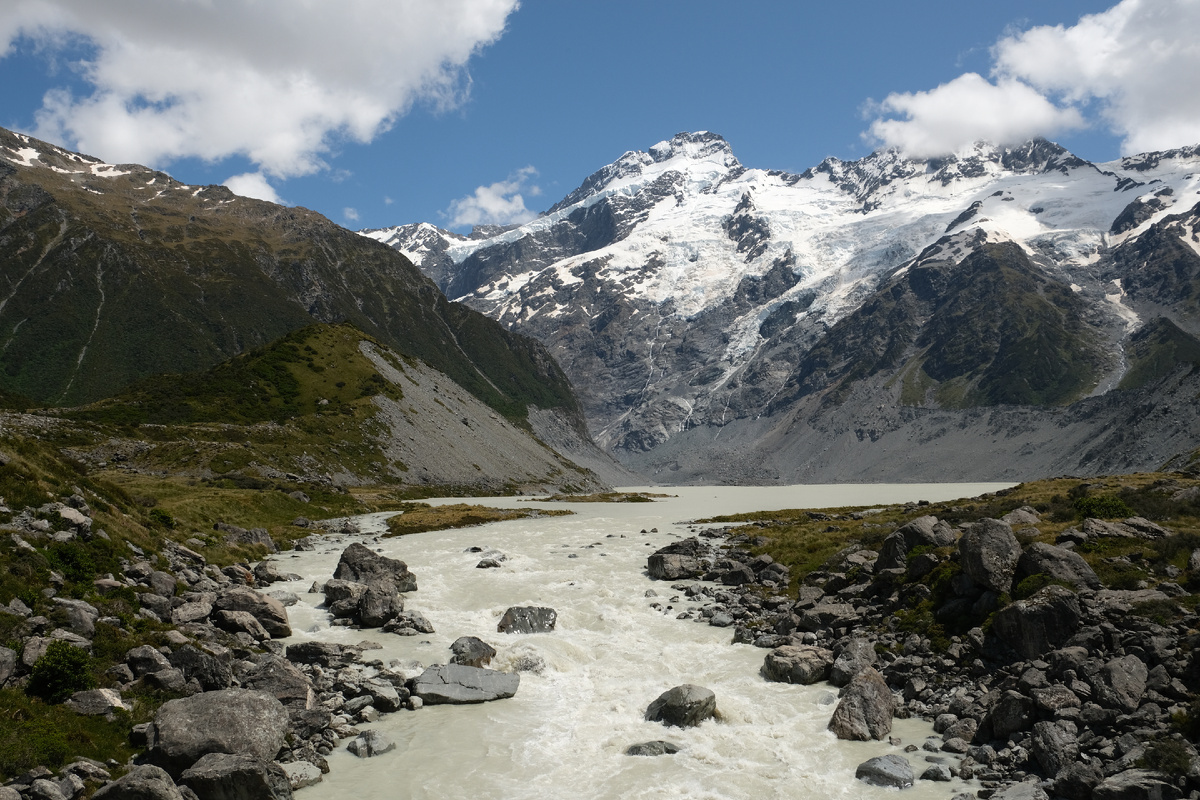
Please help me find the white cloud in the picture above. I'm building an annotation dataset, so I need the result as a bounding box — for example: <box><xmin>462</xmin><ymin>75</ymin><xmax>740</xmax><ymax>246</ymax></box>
<box><xmin>343</xmin><ymin>207</ymin><xmax>360</xmax><ymax>223</ymax></box>
<box><xmin>446</xmin><ymin>166</ymin><xmax>540</xmax><ymax>228</ymax></box>
<box><xmin>2</xmin><ymin>0</ymin><xmax>520</xmax><ymax>177</ymax></box>
<box><xmin>867</xmin><ymin>0</ymin><xmax>1200</xmax><ymax>157</ymax></box>
<box><xmin>868</xmin><ymin>74</ymin><xmax>1085</xmax><ymax>158</ymax></box>
<box><xmin>223</xmin><ymin>171</ymin><xmax>281</xmax><ymax>203</ymax></box>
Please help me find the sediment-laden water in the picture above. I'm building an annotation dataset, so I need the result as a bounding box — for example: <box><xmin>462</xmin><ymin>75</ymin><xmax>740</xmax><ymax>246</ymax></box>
<box><xmin>274</xmin><ymin>483</ymin><xmax>1011</xmax><ymax>799</ymax></box>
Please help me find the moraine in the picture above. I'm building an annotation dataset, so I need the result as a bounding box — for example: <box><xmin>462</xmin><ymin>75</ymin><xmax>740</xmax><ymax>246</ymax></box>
<box><xmin>273</xmin><ymin>483</ymin><xmax>1009</xmax><ymax>800</ymax></box>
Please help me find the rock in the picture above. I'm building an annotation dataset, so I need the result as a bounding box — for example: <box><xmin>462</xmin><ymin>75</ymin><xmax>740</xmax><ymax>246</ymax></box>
<box><xmin>647</xmin><ymin>553</ymin><xmax>704</xmax><ymax>581</ymax></box>
<box><xmin>645</xmin><ymin>684</ymin><xmax>717</xmax><ymax>728</ymax></box>
<box><xmin>384</xmin><ymin>610</ymin><xmax>435</xmax><ymax>634</ymax></box>
<box><xmin>874</xmin><ymin>531</ymin><xmax>909</xmax><ymax>571</ymax></box>
<box><xmin>1092</xmin><ymin>655</ymin><xmax>1148</xmax><ymax>713</ymax></box>
<box><xmin>148</xmin><ymin>571</ymin><xmax>178</xmax><ymax>598</ymax></box>
<box><xmin>1030</xmin><ymin>685</ymin><xmax>1081</xmax><ymax>714</ymax></box>
<box><xmin>216</xmin><ymin>522</ymin><xmax>277</xmax><ymax>552</ymax></box>
<box><xmin>0</xmin><ymin>645</ymin><xmax>17</xmax><ymax>685</ymax></box>
<box><xmin>449</xmin><ymin>636</ymin><xmax>496</xmax><ymax>668</ymax></box>
<box><xmin>991</xmin><ymin>585</ymin><xmax>1082</xmax><ymax>659</ymax></box>
<box><xmin>984</xmin><ymin>690</ymin><xmax>1037</xmax><ymax>741</ymax></box>
<box><xmin>146</xmin><ymin>688</ymin><xmax>290</xmax><ymax>778</ymax></box>
<box><xmin>1053</xmin><ymin>761</ymin><xmax>1104</xmax><ymax>800</ymax></box>
<box><xmin>212</xmin><ymin>610</ymin><xmax>271</xmax><ymax>641</ymax></box>
<box><xmin>854</xmin><ymin>754</ymin><xmax>914</xmax><ymax>789</ymax></box>
<box><xmin>212</xmin><ymin>589</ymin><xmax>291</xmax><ymax>638</ymax></box>
<box><xmin>1002</xmin><ymin>506</ymin><xmax>1041</xmax><ymax>526</ymax></box>
<box><xmin>1015</xmin><ymin>543</ymin><xmax>1102</xmax><ymax>590</ymax></box>
<box><xmin>333</xmin><ymin>543</ymin><xmax>417</xmax><ymax>593</ymax></box>
<box><xmin>829</xmin><ymin>638</ymin><xmax>878</xmax><ymax>687</ymax></box>
<box><xmin>958</xmin><ymin>518</ymin><xmax>1022</xmax><ymax>593</ymax></box>
<box><xmin>411</xmin><ymin>664</ymin><xmax>519</xmax><ymax>704</ymax></box>
<box><xmin>760</xmin><ymin>645</ymin><xmax>833</xmax><ymax>685</ymax></box>
<box><xmin>991</xmin><ymin>784</ymin><xmax>1050</xmax><ymax>800</ymax></box>
<box><xmin>357</xmin><ymin>587</ymin><xmax>404</xmax><ymax>627</ymax></box>
<box><xmin>361</xmin><ymin>677</ymin><xmax>404</xmax><ymax>712</ymax></box>
<box><xmin>1092</xmin><ymin>769</ymin><xmax>1177</xmax><ymax>800</ymax></box>
<box><xmin>827</xmin><ymin>667</ymin><xmax>894</xmax><ymax>741</ymax></box>
<box><xmin>624</xmin><ymin>741</ymin><xmax>682</xmax><ymax>756</ymax></box>
<box><xmin>252</xmin><ymin>561</ymin><xmax>299</xmax><ymax>586</ymax></box>
<box><xmin>179</xmin><ymin>753</ymin><xmax>292</xmax><ymax>800</ymax></box>
<box><xmin>144</xmin><ymin>668</ymin><xmax>189</xmax><ymax>694</ymax></box>
<box><xmin>346</xmin><ymin>730</ymin><xmax>396</xmax><ymax>758</ymax></box>
<box><xmin>52</xmin><ymin>597</ymin><xmax>99</xmax><ymax>638</ymax></box>
<box><xmin>65</xmin><ymin>689</ymin><xmax>131</xmax><ymax>716</ymax></box>
<box><xmin>267</xmin><ymin>591</ymin><xmax>299</xmax><ymax>607</ymax></box>
<box><xmin>241</xmin><ymin>657</ymin><xmax>315</xmax><ymax>712</ymax></box>
<box><xmin>278</xmin><ymin>762</ymin><xmax>322</xmax><ymax>790</ymax></box>
<box><xmin>285</xmin><ymin>642</ymin><xmax>357</xmax><ymax>669</ymax></box>
<box><xmin>920</xmin><ymin>763</ymin><xmax>953</xmax><ymax>781</ymax></box>
<box><xmin>796</xmin><ymin>602</ymin><xmax>859</xmax><ymax>632</ymax></box>
<box><xmin>497</xmin><ymin>606</ymin><xmax>557</xmax><ymax>634</ymax></box>
<box><xmin>27</xmin><ymin>779</ymin><xmax>67</xmax><ymax>800</ymax></box>
<box><xmin>1030</xmin><ymin>720</ymin><xmax>1078</xmax><ymax>777</ymax></box>
<box><xmin>171</xmin><ymin>600</ymin><xmax>213</xmax><ymax>625</ymax></box>
<box><xmin>321</xmin><ymin>578</ymin><xmax>367</xmax><ymax>604</ymax></box>
<box><xmin>92</xmin><ymin>765</ymin><xmax>184</xmax><ymax>800</ymax></box>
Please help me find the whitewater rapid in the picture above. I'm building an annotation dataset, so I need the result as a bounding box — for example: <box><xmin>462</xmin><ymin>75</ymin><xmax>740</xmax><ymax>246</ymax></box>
<box><xmin>273</xmin><ymin>483</ymin><xmax>1010</xmax><ymax>799</ymax></box>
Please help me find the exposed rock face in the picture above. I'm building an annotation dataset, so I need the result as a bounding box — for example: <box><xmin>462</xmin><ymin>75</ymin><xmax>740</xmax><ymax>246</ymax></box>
<box><xmin>1015</xmin><ymin>543</ymin><xmax>1101</xmax><ymax>590</ymax></box>
<box><xmin>146</xmin><ymin>689</ymin><xmax>290</xmax><ymax>777</ymax></box>
<box><xmin>854</xmin><ymin>754</ymin><xmax>914</xmax><ymax>788</ymax></box>
<box><xmin>410</xmin><ymin>664</ymin><xmax>519</xmax><ymax>704</ymax></box>
<box><xmin>91</xmin><ymin>766</ymin><xmax>183</xmax><ymax>800</ymax></box>
<box><xmin>958</xmin><ymin>518</ymin><xmax>1022</xmax><ymax>593</ymax></box>
<box><xmin>991</xmin><ymin>585</ymin><xmax>1082</xmax><ymax>659</ymax></box>
<box><xmin>827</xmin><ymin>667</ymin><xmax>893</xmax><ymax>741</ymax></box>
<box><xmin>645</xmin><ymin>684</ymin><xmax>717</xmax><ymax>728</ymax></box>
<box><xmin>760</xmin><ymin>645</ymin><xmax>832</xmax><ymax>685</ymax></box>
<box><xmin>333</xmin><ymin>543</ymin><xmax>417</xmax><ymax>593</ymax></box>
<box><xmin>497</xmin><ymin>606</ymin><xmax>557</xmax><ymax>634</ymax></box>
<box><xmin>180</xmin><ymin>753</ymin><xmax>292</xmax><ymax>800</ymax></box>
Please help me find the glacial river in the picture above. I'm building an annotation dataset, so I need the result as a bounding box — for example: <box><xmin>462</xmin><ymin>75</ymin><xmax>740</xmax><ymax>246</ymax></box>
<box><xmin>275</xmin><ymin>483</ymin><xmax>1011</xmax><ymax>800</ymax></box>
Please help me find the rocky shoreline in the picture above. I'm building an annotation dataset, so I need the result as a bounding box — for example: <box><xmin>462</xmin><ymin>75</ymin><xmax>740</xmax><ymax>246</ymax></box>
<box><xmin>646</xmin><ymin>502</ymin><xmax>1200</xmax><ymax>799</ymax></box>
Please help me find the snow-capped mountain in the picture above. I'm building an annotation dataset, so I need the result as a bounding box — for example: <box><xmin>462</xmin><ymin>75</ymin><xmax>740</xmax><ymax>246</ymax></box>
<box><xmin>364</xmin><ymin>132</ymin><xmax>1200</xmax><ymax>482</ymax></box>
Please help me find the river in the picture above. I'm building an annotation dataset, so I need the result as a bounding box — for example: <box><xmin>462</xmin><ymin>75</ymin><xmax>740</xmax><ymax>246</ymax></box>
<box><xmin>275</xmin><ymin>483</ymin><xmax>1012</xmax><ymax>799</ymax></box>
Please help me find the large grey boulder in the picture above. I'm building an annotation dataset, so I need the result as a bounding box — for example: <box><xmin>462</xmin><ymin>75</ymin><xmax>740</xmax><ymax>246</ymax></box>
<box><xmin>991</xmin><ymin>784</ymin><xmax>1050</xmax><ymax>800</ymax></box>
<box><xmin>411</xmin><ymin>664</ymin><xmax>519</xmax><ymax>704</ymax></box>
<box><xmin>854</xmin><ymin>754</ymin><xmax>914</xmax><ymax>788</ymax></box>
<box><xmin>796</xmin><ymin>602</ymin><xmax>859</xmax><ymax>632</ymax></box>
<box><xmin>830</xmin><ymin>638</ymin><xmax>878</xmax><ymax>687</ymax></box>
<box><xmin>212</xmin><ymin>589</ymin><xmax>290</xmax><ymax>638</ymax></box>
<box><xmin>52</xmin><ymin>598</ymin><xmax>99</xmax><ymax>638</ymax></box>
<box><xmin>645</xmin><ymin>684</ymin><xmax>717</xmax><ymax>728</ymax></box>
<box><xmin>333</xmin><ymin>543</ymin><xmax>417</xmax><ymax>593</ymax></box>
<box><xmin>1092</xmin><ymin>655</ymin><xmax>1148</xmax><ymax>713</ymax></box>
<box><xmin>983</xmin><ymin>690</ymin><xmax>1037</xmax><ymax>741</ymax></box>
<box><xmin>449</xmin><ymin>636</ymin><xmax>496</xmax><ymax>668</ymax></box>
<box><xmin>497</xmin><ymin>606</ymin><xmax>557</xmax><ymax>633</ymax></box>
<box><xmin>647</xmin><ymin>538</ymin><xmax>707</xmax><ymax>580</ymax></box>
<box><xmin>346</xmin><ymin>730</ymin><xmax>396</xmax><ymax>758</ymax></box>
<box><xmin>991</xmin><ymin>585</ymin><xmax>1082</xmax><ymax>659</ymax></box>
<box><xmin>127</xmin><ymin>645</ymin><xmax>173</xmax><ymax>677</ymax></box>
<box><xmin>357</xmin><ymin>587</ymin><xmax>404</xmax><ymax>627</ymax></box>
<box><xmin>0</xmin><ymin>645</ymin><xmax>15</xmax><ymax>685</ymax></box>
<box><xmin>958</xmin><ymin>518</ymin><xmax>1022</xmax><ymax>593</ymax></box>
<box><xmin>241</xmin><ymin>657</ymin><xmax>315</xmax><ymax>712</ymax></box>
<box><xmin>65</xmin><ymin>689</ymin><xmax>131</xmax><ymax>716</ymax></box>
<box><xmin>285</xmin><ymin>642</ymin><xmax>357</xmax><ymax>669</ymax></box>
<box><xmin>146</xmin><ymin>689</ymin><xmax>290</xmax><ymax>778</ymax></box>
<box><xmin>1093</xmin><ymin>769</ymin><xmax>1177</xmax><ymax>800</ymax></box>
<box><xmin>828</xmin><ymin>667</ymin><xmax>894</xmax><ymax>741</ymax></box>
<box><xmin>1053</xmin><ymin>762</ymin><xmax>1104</xmax><ymax>800</ymax></box>
<box><xmin>760</xmin><ymin>645</ymin><xmax>832</xmax><ymax>685</ymax></box>
<box><xmin>1030</xmin><ymin>720</ymin><xmax>1079</xmax><ymax>777</ymax></box>
<box><xmin>1015</xmin><ymin>543</ymin><xmax>1101</xmax><ymax>590</ymax></box>
<box><xmin>180</xmin><ymin>753</ymin><xmax>292</xmax><ymax>800</ymax></box>
<box><xmin>92</xmin><ymin>765</ymin><xmax>184</xmax><ymax>800</ymax></box>
<box><xmin>212</xmin><ymin>610</ymin><xmax>271</xmax><ymax>641</ymax></box>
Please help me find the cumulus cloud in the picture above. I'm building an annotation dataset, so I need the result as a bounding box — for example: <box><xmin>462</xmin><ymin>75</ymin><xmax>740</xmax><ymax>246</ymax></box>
<box><xmin>446</xmin><ymin>166</ymin><xmax>540</xmax><ymax>228</ymax></box>
<box><xmin>2</xmin><ymin>0</ymin><xmax>519</xmax><ymax>180</ymax></box>
<box><xmin>343</xmin><ymin>207</ymin><xmax>360</xmax><ymax>223</ymax></box>
<box><xmin>867</xmin><ymin>0</ymin><xmax>1200</xmax><ymax>157</ymax></box>
<box><xmin>224</xmin><ymin>171</ymin><xmax>282</xmax><ymax>203</ymax></box>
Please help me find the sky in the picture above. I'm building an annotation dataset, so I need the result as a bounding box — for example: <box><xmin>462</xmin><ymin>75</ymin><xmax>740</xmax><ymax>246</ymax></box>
<box><xmin>2</xmin><ymin>0</ymin><xmax>1199</xmax><ymax>233</ymax></box>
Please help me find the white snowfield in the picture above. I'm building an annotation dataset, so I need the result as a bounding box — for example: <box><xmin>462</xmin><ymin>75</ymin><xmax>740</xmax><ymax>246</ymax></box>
<box><xmin>366</xmin><ymin>133</ymin><xmax>1200</xmax><ymax>335</ymax></box>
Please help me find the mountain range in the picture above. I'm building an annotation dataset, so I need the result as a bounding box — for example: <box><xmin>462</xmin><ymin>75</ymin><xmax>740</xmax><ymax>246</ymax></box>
<box><xmin>366</xmin><ymin>132</ymin><xmax>1200</xmax><ymax>482</ymax></box>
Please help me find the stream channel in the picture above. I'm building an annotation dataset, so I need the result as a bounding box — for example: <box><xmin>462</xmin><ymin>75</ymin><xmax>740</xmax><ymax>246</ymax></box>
<box><xmin>273</xmin><ymin>483</ymin><xmax>1012</xmax><ymax>799</ymax></box>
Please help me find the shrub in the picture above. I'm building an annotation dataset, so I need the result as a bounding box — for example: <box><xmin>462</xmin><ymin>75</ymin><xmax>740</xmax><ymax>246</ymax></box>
<box><xmin>26</xmin><ymin>640</ymin><xmax>96</xmax><ymax>704</ymax></box>
<box><xmin>1074</xmin><ymin>494</ymin><xmax>1135</xmax><ymax>520</ymax></box>
<box><xmin>1139</xmin><ymin>738</ymin><xmax>1193</xmax><ymax>774</ymax></box>
<box><xmin>148</xmin><ymin>508</ymin><xmax>175</xmax><ymax>528</ymax></box>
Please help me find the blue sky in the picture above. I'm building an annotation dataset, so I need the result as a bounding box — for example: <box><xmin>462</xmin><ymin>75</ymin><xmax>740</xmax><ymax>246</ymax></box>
<box><xmin>2</xmin><ymin>1</ymin><xmax>1196</xmax><ymax>233</ymax></box>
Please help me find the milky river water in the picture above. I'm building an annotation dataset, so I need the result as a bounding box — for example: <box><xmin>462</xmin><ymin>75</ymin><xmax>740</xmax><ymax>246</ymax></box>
<box><xmin>273</xmin><ymin>483</ymin><xmax>1011</xmax><ymax>800</ymax></box>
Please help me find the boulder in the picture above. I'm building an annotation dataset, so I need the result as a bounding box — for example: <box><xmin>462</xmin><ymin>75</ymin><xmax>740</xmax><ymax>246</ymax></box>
<box><xmin>760</xmin><ymin>645</ymin><xmax>833</xmax><ymax>685</ymax></box>
<box><xmin>277</xmin><ymin>762</ymin><xmax>322</xmax><ymax>790</ymax></box>
<box><xmin>357</xmin><ymin>587</ymin><xmax>404</xmax><ymax>627</ymax></box>
<box><xmin>179</xmin><ymin>753</ymin><xmax>292</xmax><ymax>800</ymax></box>
<box><xmin>647</xmin><ymin>538</ymin><xmax>708</xmax><ymax>580</ymax></box>
<box><xmin>795</xmin><ymin>602</ymin><xmax>859</xmax><ymax>633</ymax></box>
<box><xmin>991</xmin><ymin>784</ymin><xmax>1050</xmax><ymax>800</ymax></box>
<box><xmin>346</xmin><ymin>730</ymin><xmax>396</xmax><ymax>758</ymax></box>
<box><xmin>449</xmin><ymin>636</ymin><xmax>496</xmax><ymax>668</ymax></box>
<box><xmin>645</xmin><ymin>684</ymin><xmax>717</xmax><ymax>728</ymax></box>
<box><xmin>958</xmin><ymin>518</ymin><xmax>1022</xmax><ymax>593</ymax></box>
<box><xmin>827</xmin><ymin>667</ymin><xmax>894</xmax><ymax>741</ymax></box>
<box><xmin>65</xmin><ymin>689</ymin><xmax>131</xmax><ymax>716</ymax></box>
<box><xmin>148</xmin><ymin>571</ymin><xmax>178</xmax><ymax>598</ymax></box>
<box><xmin>146</xmin><ymin>688</ymin><xmax>290</xmax><ymax>778</ymax></box>
<box><xmin>983</xmin><ymin>690</ymin><xmax>1036</xmax><ymax>741</ymax></box>
<box><xmin>1030</xmin><ymin>720</ymin><xmax>1078</xmax><ymax>777</ymax></box>
<box><xmin>241</xmin><ymin>657</ymin><xmax>315</xmax><ymax>712</ymax></box>
<box><xmin>0</xmin><ymin>645</ymin><xmax>15</xmax><ymax>685</ymax></box>
<box><xmin>1015</xmin><ymin>543</ymin><xmax>1101</xmax><ymax>590</ymax></box>
<box><xmin>212</xmin><ymin>589</ymin><xmax>290</xmax><ymax>638</ymax></box>
<box><xmin>285</xmin><ymin>642</ymin><xmax>357</xmax><ymax>669</ymax></box>
<box><xmin>991</xmin><ymin>585</ymin><xmax>1082</xmax><ymax>659</ymax></box>
<box><xmin>1092</xmin><ymin>655</ymin><xmax>1148</xmax><ymax>713</ymax></box>
<box><xmin>1092</xmin><ymin>769</ymin><xmax>1177</xmax><ymax>800</ymax></box>
<box><xmin>411</xmin><ymin>664</ymin><xmax>519</xmax><ymax>704</ymax></box>
<box><xmin>1002</xmin><ymin>506</ymin><xmax>1041</xmax><ymax>526</ymax></box>
<box><xmin>497</xmin><ymin>606</ymin><xmax>557</xmax><ymax>634</ymax></box>
<box><xmin>1053</xmin><ymin>762</ymin><xmax>1104</xmax><ymax>800</ymax></box>
<box><xmin>829</xmin><ymin>638</ymin><xmax>878</xmax><ymax>687</ymax></box>
<box><xmin>52</xmin><ymin>598</ymin><xmax>99</xmax><ymax>638</ymax></box>
<box><xmin>854</xmin><ymin>754</ymin><xmax>914</xmax><ymax>789</ymax></box>
<box><xmin>333</xmin><ymin>543</ymin><xmax>417</xmax><ymax>593</ymax></box>
<box><xmin>384</xmin><ymin>610</ymin><xmax>435</xmax><ymax>634</ymax></box>
<box><xmin>624</xmin><ymin>741</ymin><xmax>682</xmax><ymax>756</ymax></box>
<box><xmin>92</xmin><ymin>766</ymin><xmax>184</xmax><ymax>800</ymax></box>
<box><xmin>216</xmin><ymin>522</ymin><xmax>277</xmax><ymax>552</ymax></box>
<box><xmin>127</xmin><ymin>645</ymin><xmax>173</xmax><ymax>677</ymax></box>
<box><xmin>212</xmin><ymin>610</ymin><xmax>271</xmax><ymax>641</ymax></box>
<box><xmin>321</xmin><ymin>579</ymin><xmax>367</xmax><ymax>605</ymax></box>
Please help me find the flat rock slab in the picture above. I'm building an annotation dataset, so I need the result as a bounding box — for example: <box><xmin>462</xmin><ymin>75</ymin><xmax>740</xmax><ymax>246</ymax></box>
<box><xmin>278</xmin><ymin>762</ymin><xmax>322</xmax><ymax>790</ymax></box>
<box><xmin>411</xmin><ymin>664</ymin><xmax>519</xmax><ymax>704</ymax></box>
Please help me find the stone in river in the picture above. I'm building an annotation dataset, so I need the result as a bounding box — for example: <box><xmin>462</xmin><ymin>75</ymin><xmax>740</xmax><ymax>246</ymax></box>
<box><xmin>645</xmin><ymin>684</ymin><xmax>717</xmax><ymax>728</ymax></box>
<box><xmin>410</xmin><ymin>664</ymin><xmax>519</xmax><ymax>704</ymax></box>
<box><xmin>854</xmin><ymin>754</ymin><xmax>914</xmax><ymax>788</ymax></box>
<box><xmin>497</xmin><ymin>606</ymin><xmax>557</xmax><ymax>633</ymax></box>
